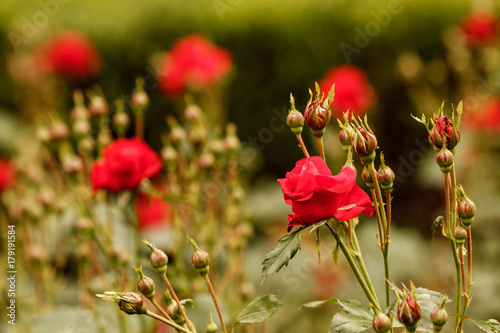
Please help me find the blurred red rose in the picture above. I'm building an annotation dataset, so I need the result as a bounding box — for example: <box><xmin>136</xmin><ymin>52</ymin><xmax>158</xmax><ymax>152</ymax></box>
<box><xmin>135</xmin><ymin>192</ymin><xmax>172</xmax><ymax>231</ymax></box>
<box><xmin>464</xmin><ymin>97</ymin><xmax>500</xmax><ymax>133</ymax></box>
<box><xmin>91</xmin><ymin>138</ymin><xmax>162</xmax><ymax>192</ymax></box>
<box><xmin>159</xmin><ymin>34</ymin><xmax>232</xmax><ymax>95</ymax></box>
<box><xmin>38</xmin><ymin>31</ymin><xmax>101</xmax><ymax>79</ymax></box>
<box><xmin>461</xmin><ymin>11</ymin><xmax>498</xmax><ymax>47</ymax></box>
<box><xmin>0</xmin><ymin>159</ymin><xmax>15</xmax><ymax>192</ymax></box>
<box><xmin>278</xmin><ymin>156</ymin><xmax>374</xmax><ymax>231</ymax></box>
<box><xmin>319</xmin><ymin>65</ymin><xmax>377</xmax><ymax>118</ymax></box>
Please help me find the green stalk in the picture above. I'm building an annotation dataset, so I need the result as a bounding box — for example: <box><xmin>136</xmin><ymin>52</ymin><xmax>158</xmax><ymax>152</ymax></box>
<box><xmin>146</xmin><ymin>310</ymin><xmax>193</xmax><ymax>333</ymax></box>
<box><xmin>325</xmin><ymin>223</ymin><xmax>381</xmax><ymax>312</ymax></box>
<box><xmin>295</xmin><ymin>134</ymin><xmax>310</xmax><ymax>158</ymax></box>
<box><xmin>316</xmin><ymin>136</ymin><xmax>325</xmax><ymax>160</ymax></box>
<box><xmin>161</xmin><ymin>274</ymin><xmax>197</xmax><ymax>333</ymax></box>
<box><xmin>351</xmin><ymin>229</ymin><xmax>379</xmax><ymax>306</ymax></box>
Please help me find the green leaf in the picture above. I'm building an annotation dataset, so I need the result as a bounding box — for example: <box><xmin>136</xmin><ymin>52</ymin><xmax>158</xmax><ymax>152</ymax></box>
<box><xmin>300</xmin><ymin>298</ymin><xmax>337</xmax><ymax>310</ymax></box>
<box><xmin>431</xmin><ymin>216</ymin><xmax>445</xmax><ymax>239</ymax></box>
<box><xmin>233</xmin><ymin>295</ymin><xmax>282</xmax><ymax>326</ymax></box>
<box><xmin>261</xmin><ymin>227</ymin><xmax>303</xmax><ymax>284</ymax></box>
<box><xmin>469</xmin><ymin>317</ymin><xmax>500</xmax><ymax>333</ymax></box>
<box><xmin>328</xmin><ymin>299</ymin><xmax>374</xmax><ymax>333</ymax></box>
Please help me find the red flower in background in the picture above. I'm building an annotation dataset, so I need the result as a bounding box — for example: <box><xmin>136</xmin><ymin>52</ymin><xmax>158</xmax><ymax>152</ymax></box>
<box><xmin>464</xmin><ymin>97</ymin><xmax>500</xmax><ymax>133</ymax></box>
<box><xmin>91</xmin><ymin>138</ymin><xmax>162</xmax><ymax>192</ymax></box>
<box><xmin>135</xmin><ymin>192</ymin><xmax>172</xmax><ymax>231</ymax></box>
<box><xmin>38</xmin><ymin>31</ymin><xmax>101</xmax><ymax>79</ymax></box>
<box><xmin>0</xmin><ymin>159</ymin><xmax>15</xmax><ymax>192</ymax></box>
<box><xmin>461</xmin><ymin>11</ymin><xmax>498</xmax><ymax>47</ymax></box>
<box><xmin>278</xmin><ymin>157</ymin><xmax>374</xmax><ymax>232</ymax></box>
<box><xmin>319</xmin><ymin>65</ymin><xmax>377</xmax><ymax>118</ymax></box>
<box><xmin>159</xmin><ymin>34</ymin><xmax>232</xmax><ymax>95</ymax></box>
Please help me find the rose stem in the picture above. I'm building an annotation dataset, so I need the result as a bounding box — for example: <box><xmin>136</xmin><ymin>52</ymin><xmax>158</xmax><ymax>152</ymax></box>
<box><xmin>316</xmin><ymin>136</ymin><xmax>325</xmax><ymax>160</ymax></box>
<box><xmin>161</xmin><ymin>274</ymin><xmax>197</xmax><ymax>333</ymax></box>
<box><xmin>369</xmin><ymin>188</ymin><xmax>384</xmax><ymax>250</ymax></box>
<box><xmin>146</xmin><ymin>310</ymin><xmax>193</xmax><ymax>333</ymax></box>
<box><xmin>296</xmin><ymin>134</ymin><xmax>310</xmax><ymax>158</ymax></box>
<box><xmin>351</xmin><ymin>224</ymin><xmax>378</xmax><ymax>304</ymax></box>
<box><xmin>325</xmin><ymin>222</ymin><xmax>381</xmax><ymax>312</ymax></box>
<box><xmin>367</xmin><ymin>162</ymin><xmax>390</xmax><ymax>307</ymax></box>
<box><xmin>203</xmin><ymin>274</ymin><xmax>227</xmax><ymax>333</ymax></box>
<box><xmin>150</xmin><ymin>298</ymin><xmax>174</xmax><ymax>322</ymax></box>
<box><xmin>445</xmin><ymin>171</ymin><xmax>461</xmax><ymax>329</ymax></box>
<box><xmin>466</xmin><ymin>228</ymin><xmax>473</xmax><ymax>292</ymax></box>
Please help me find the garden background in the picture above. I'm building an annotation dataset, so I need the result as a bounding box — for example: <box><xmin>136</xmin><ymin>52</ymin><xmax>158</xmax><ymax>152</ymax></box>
<box><xmin>1</xmin><ymin>0</ymin><xmax>499</xmax><ymax>332</ymax></box>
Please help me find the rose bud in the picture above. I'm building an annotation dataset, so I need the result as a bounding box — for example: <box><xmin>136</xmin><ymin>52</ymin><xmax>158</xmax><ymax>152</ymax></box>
<box><xmin>430</xmin><ymin>306</ymin><xmax>448</xmax><ymax>332</ymax></box>
<box><xmin>49</xmin><ymin>121</ymin><xmax>69</xmax><ymax>141</ymax></box>
<box><xmin>339</xmin><ymin>128</ymin><xmax>351</xmax><ymax>153</ymax></box>
<box><xmin>74</xmin><ymin>216</ymin><xmax>94</xmax><ymax>238</ymax></box>
<box><xmin>287</xmin><ymin>109</ymin><xmax>305</xmax><ymax>136</ymax></box>
<box><xmin>88</xmin><ymin>95</ymin><xmax>109</xmax><ymax>117</ymax></box>
<box><xmin>351</xmin><ymin>127</ymin><xmax>377</xmax><ymax>163</ymax></box>
<box><xmin>453</xmin><ymin>226</ymin><xmax>467</xmax><ymax>245</ymax></box>
<box><xmin>372</xmin><ymin>312</ymin><xmax>392</xmax><ymax>333</ymax></box>
<box><xmin>97</xmin><ymin>291</ymin><xmax>147</xmax><ymax>315</ymax></box>
<box><xmin>161</xmin><ymin>145</ymin><xmax>178</xmax><ymax>163</ymax></box>
<box><xmin>304</xmin><ymin>98</ymin><xmax>331</xmax><ymax>136</ymax></box>
<box><xmin>206</xmin><ymin>312</ymin><xmax>219</xmax><ymax>333</ymax></box>
<box><xmin>435</xmin><ymin>146</ymin><xmax>453</xmax><ymax>174</ymax></box>
<box><xmin>113</xmin><ymin>111</ymin><xmax>130</xmax><ymax>135</ymax></box>
<box><xmin>142</xmin><ymin>239</ymin><xmax>169</xmax><ymax>275</ymax></box>
<box><xmin>397</xmin><ymin>292</ymin><xmax>422</xmax><ymax>332</ymax></box>
<box><xmin>72</xmin><ymin>119</ymin><xmax>91</xmax><ymax>137</ymax></box>
<box><xmin>224</xmin><ymin>123</ymin><xmax>241</xmax><ymax>152</ymax></box>
<box><xmin>184</xmin><ymin>104</ymin><xmax>203</xmax><ymax>121</ymax></box>
<box><xmin>134</xmin><ymin>265</ymin><xmax>155</xmax><ymax>299</ymax></box>
<box><xmin>377</xmin><ymin>154</ymin><xmax>395</xmax><ymax>192</ymax></box>
<box><xmin>458</xmin><ymin>196</ymin><xmax>476</xmax><ymax>228</ymax></box>
<box><xmin>199</xmin><ymin>151</ymin><xmax>215</xmax><ymax>169</ymax></box>
<box><xmin>428</xmin><ymin>116</ymin><xmax>460</xmax><ymax>151</ymax></box>
<box><xmin>362</xmin><ymin>164</ymin><xmax>375</xmax><ymax>189</ymax></box>
<box><xmin>188</xmin><ymin>236</ymin><xmax>210</xmax><ymax>276</ymax></box>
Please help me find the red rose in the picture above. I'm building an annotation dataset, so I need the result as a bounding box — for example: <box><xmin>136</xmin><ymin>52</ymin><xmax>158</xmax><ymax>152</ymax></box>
<box><xmin>0</xmin><ymin>159</ymin><xmax>15</xmax><ymax>192</ymax></box>
<box><xmin>278</xmin><ymin>157</ymin><xmax>374</xmax><ymax>231</ymax></box>
<box><xmin>461</xmin><ymin>11</ymin><xmax>498</xmax><ymax>47</ymax></box>
<box><xmin>91</xmin><ymin>138</ymin><xmax>162</xmax><ymax>192</ymax></box>
<box><xmin>159</xmin><ymin>34</ymin><xmax>232</xmax><ymax>95</ymax></box>
<box><xmin>38</xmin><ymin>31</ymin><xmax>101</xmax><ymax>79</ymax></box>
<box><xmin>319</xmin><ymin>65</ymin><xmax>377</xmax><ymax>118</ymax></box>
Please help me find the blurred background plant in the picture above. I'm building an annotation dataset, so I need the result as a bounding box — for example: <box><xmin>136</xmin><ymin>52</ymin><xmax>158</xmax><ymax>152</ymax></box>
<box><xmin>0</xmin><ymin>0</ymin><xmax>499</xmax><ymax>332</ymax></box>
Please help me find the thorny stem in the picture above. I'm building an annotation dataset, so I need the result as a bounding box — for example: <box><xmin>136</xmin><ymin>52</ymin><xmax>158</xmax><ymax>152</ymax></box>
<box><xmin>146</xmin><ymin>310</ymin><xmax>193</xmax><ymax>333</ymax></box>
<box><xmin>295</xmin><ymin>134</ymin><xmax>310</xmax><ymax>158</ymax></box>
<box><xmin>161</xmin><ymin>274</ymin><xmax>197</xmax><ymax>333</ymax></box>
<box><xmin>203</xmin><ymin>274</ymin><xmax>228</xmax><ymax>333</ymax></box>
<box><xmin>385</xmin><ymin>192</ymin><xmax>392</xmax><ymax>244</ymax></box>
<box><xmin>325</xmin><ymin>222</ymin><xmax>381</xmax><ymax>312</ymax></box>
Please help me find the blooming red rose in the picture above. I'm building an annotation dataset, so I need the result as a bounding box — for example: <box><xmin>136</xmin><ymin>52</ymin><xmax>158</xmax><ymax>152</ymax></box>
<box><xmin>428</xmin><ymin>116</ymin><xmax>460</xmax><ymax>150</ymax></box>
<box><xmin>38</xmin><ymin>31</ymin><xmax>101</xmax><ymax>79</ymax></box>
<box><xmin>159</xmin><ymin>34</ymin><xmax>232</xmax><ymax>95</ymax></box>
<box><xmin>319</xmin><ymin>65</ymin><xmax>377</xmax><ymax>118</ymax></box>
<box><xmin>91</xmin><ymin>138</ymin><xmax>162</xmax><ymax>192</ymax></box>
<box><xmin>0</xmin><ymin>159</ymin><xmax>15</xmax><ymax>192</ymax></box>
<box><xmin>278</xmin><ymin>157</ymin><xmax>374</xmax><ymax>231</ymax></box>
<box><xmin>461</xmin><ymin>11</ymin><xmax>498</xmax><ymax>47</ymax></box>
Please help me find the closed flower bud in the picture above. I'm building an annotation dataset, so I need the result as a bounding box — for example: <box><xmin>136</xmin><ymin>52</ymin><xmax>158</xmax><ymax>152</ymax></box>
<box><xmin>435</xmin><ymin>147</ymin><xmax>453</xmax><ymax>173</ymax></box>
<box><xmin>199</xmin><ymin>151</ymin><xmax>215</xmax><ymax>169</ymax></box>
<box><xmin>50</xmin><ymin>122</ymin><xmax>69</xmax><ymax>141</ymax></box>
<box><xmin>72</xmin><ymin>119</ymin><xmax>91</xmax><ymax>137</ymax></box>
<box><xmin>458</xmin><ymin>196</ymin><xmax>476</xmax><ymax>228</ymax></box>
<box><xmin>430</xmin><ymin>306</ymin><xmax>448</xmax><ymax>332</ymax></box>
<box><xmin>351</xmin><ymin>127</ymin><xmax>377</xmax><ymax>163</ymax></box>
<box><xmin>117</xmin><ymin>292</ymin><xmax>147</xmax><ymax>315</ymax></box>
<box><xmin>362</xmin><ymin>165</ymin><xmax>374</xmax><ymax>189</ymax></box>
<box><xmin>206</xmin><ymin>312</ymin><xmax>218</xmax><ymax>333</ymax></box>
<box><xmin>224</xmin><ymin>123</ymin><xmax>240</xmax><ymax>151</ymax></box>
<box><xmin>397</xmin><ymin>291</ymin><xmax>422</xmax><ymax>332</ymax></box>
<box><xmin>143</xmin><ymin>240</ymin><xmax>169</xmax><ymax>275</ymax></box>
<box><xmin>134</xmin><ymin>265</ymin><xmax>155</xmax><ymax>299</ymax></box>
<box><xmin>339</xmin><ymin>128</ymin><xmax>351</xmax><ymax>152</ymax></box>
<box><xmin>74</xmin><ymin>216</ymin><xmax>94</xmax><ymax>237</ymax></box>
<box><xmin>304</xmin><ymin>99</ymin><xmax>331</xmax><ymax>137</ymax></box>
<box><xmin>166</xmin><ymin>299</ymin><xmax>186</xmax><ymax>325</ymax></box>
<box><xmin>453</xmin><ymin>226</ymin><xmax>467</xmax><ymax>245</ymax></box>
<box><xmin>188</xmin><ymin>236</ymin><xmax>210</xmax><ymax>276</ymax></box>
<box><xmin>89</xmin><ymin>95</ymin><xmax>109</xmax><ymax>117</ymax></box>
<box><xmin>161</xmin><ymin>145</ymin><xmax>178</xmax><ymax>163</ymax></box>
<box><xmin>113</xmin><ymin>112</ymin><xmax>130</xmax><ymax>132</ymax></box>
<box><xmin>184</xmin><ymin>104</ymin><xmax>202</xmax><ymax>121</ymax></box>
<box><xmin>287</xmin><ymin>109</ymin><xmax>305</xmax><ymax>136</ymax></box>
<box><xmin>131</xmin><ymin>90</ymin><xmax>149</xmax><ymax>110</ymax></box>
<box><xmin>372</xmin><ymin>312</ymin><xmax>392</xmax><ymax>333</ymax></box>
<box><xmin>377</xmin><ymin>155</ymin><xmax>395</xmax><ymax>192</ymax></box>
